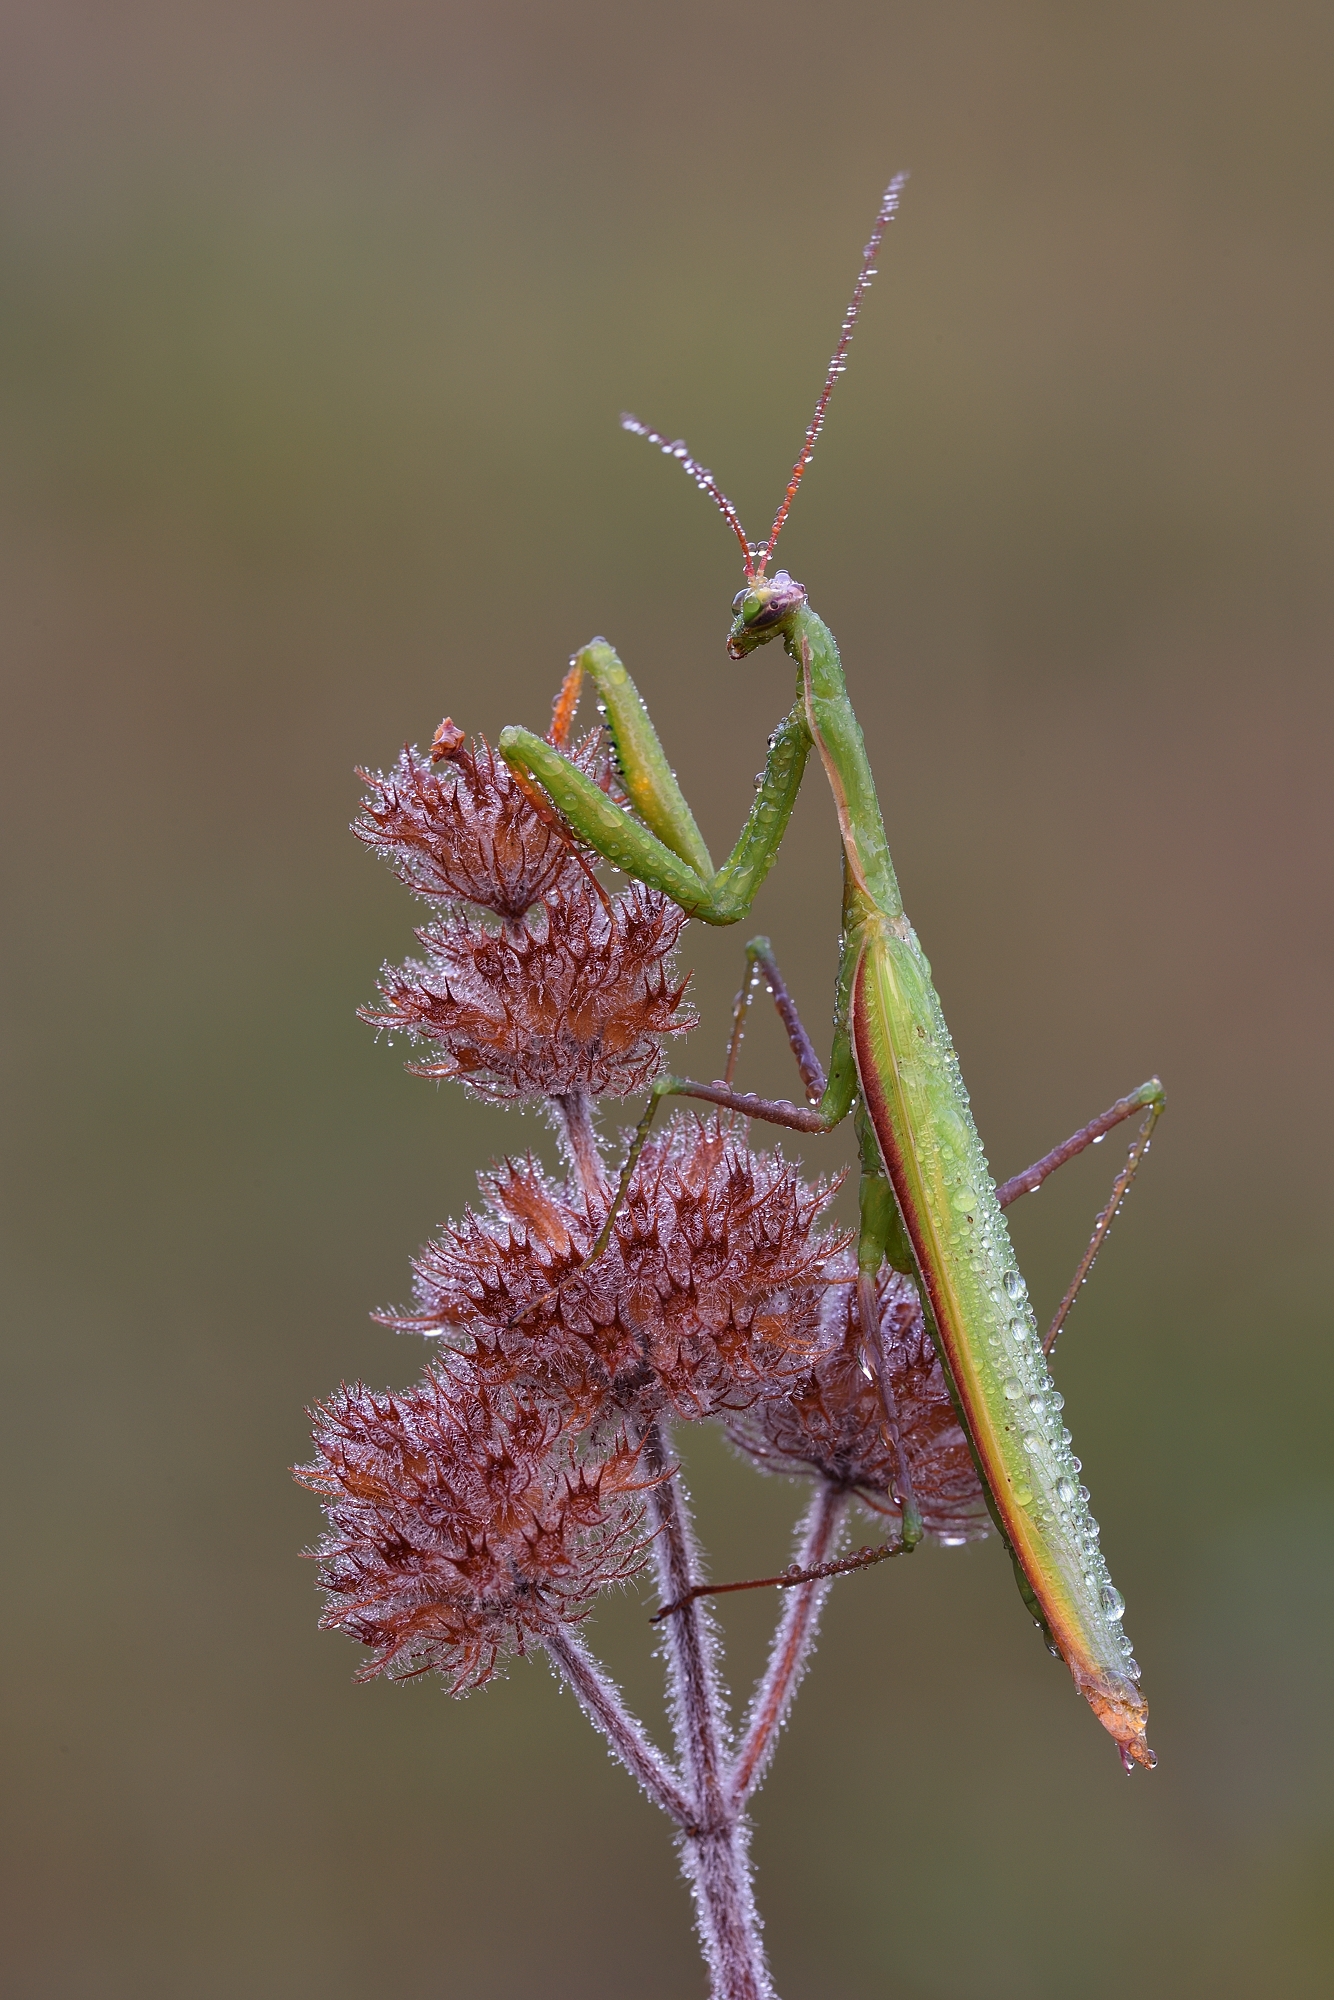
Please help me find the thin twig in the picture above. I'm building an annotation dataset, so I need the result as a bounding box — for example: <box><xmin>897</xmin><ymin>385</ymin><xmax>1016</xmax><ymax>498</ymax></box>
<box><xmin>730</xmin><ymin>1484</ymin><xmax>849</xmax><ymax>1809</ymax></box>
<box><xmin>643</xmin><ymin>1421</ymin><xmax>773</xmax><ymax>2000</ymax></box>
<box><xmin>550</xmin><ymin>1090</ymin><xmax>607</xmax><ymax>1204</ymax></box>
<box><xmin>543</xmin><ymin>1625</ymin><xmax>693</xmax><ymax>1825</ymax></box>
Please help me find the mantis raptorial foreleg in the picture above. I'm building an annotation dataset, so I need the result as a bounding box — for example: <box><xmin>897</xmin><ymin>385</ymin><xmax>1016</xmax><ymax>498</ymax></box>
<box><xmin>499</xmin><ymin>641</ymin><xmax>811</xmax><ymax>925</ymax></box>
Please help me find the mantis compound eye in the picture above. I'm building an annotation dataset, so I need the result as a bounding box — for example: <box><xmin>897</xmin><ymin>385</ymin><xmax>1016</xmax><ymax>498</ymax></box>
<box><xmin>739</xmin><ymin>572</ymin><xmax>807</xmax><ymax>623</ymax></box>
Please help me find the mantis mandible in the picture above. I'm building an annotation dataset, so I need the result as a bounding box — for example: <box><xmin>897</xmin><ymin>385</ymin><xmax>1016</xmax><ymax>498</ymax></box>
<box><xmin>499</xmin><ymin>178</ymin><xmax>1163</xmax><ymax>1772</ymax></box>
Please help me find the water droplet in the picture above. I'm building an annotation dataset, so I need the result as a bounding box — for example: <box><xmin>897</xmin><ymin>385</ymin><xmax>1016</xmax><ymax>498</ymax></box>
<box><xmin>1049</xmin><ymin>1391</ymin><xmax>1064</xmax><ymax>1410</ymax></box>
<box><xmin>1057</xmin><ymin>1478</ymin><xmax>1077</xmax><ymax>1505</ymax></box>
<box><xmin>1101</xmin><ymin>1584</ymin><xmax>1125</xmax><ymax>1621</ymax></box>
<box><xmin>1003</xmin><ymin>1269</ymin><xmax>1027</xmax><ymax>1302</ymax></box>
<box><xmin>1012</xmin><ymin>1483</ymin><xmax>1034</xmax><ymax>1507</ymax></box>
<box><xmin>1003</xmin><ymin>1376</ymin><xmax>1024</xmax><ymax>1400</ymax></box>
<box><xmin>1028</xmin><ymin>1394</ymin><xmax>1047</xmax><ymax>1417</ymax></box>
<box><xmin>1124</xmin><ymin>1658</ymin><xmax>1142</xmax><ymax>1681</ymax></box>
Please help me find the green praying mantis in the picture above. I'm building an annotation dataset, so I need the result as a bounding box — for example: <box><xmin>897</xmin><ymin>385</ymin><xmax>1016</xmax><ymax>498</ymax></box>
<box><xmin>499</xmin><ymin>177</ymin><xmax>1163</xmax><ymax>1772</ymax></box>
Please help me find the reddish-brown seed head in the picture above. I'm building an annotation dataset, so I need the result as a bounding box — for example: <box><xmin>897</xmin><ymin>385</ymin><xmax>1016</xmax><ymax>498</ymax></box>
<box><xmin>364</xmin><ymin>876</ymin><xmax>696</xmax><ymax>1101</ymax></box>
<box><xmin>727</xmin><ymin>1262</ymin><xmax>989</xmax><ymax>1545</ymax></box>
<box><xmin>383</xmin><ymin>1118</ymin><xmax>848</xmax><ymax>1428</ymax></box>
<box><xmin>355</xmin><ymin>731</ymin><xmax>604</xmax><ymax>921</ymax></box>
<box><xmin>296</xmin><ymin>1364</ymin><xmax>652</xmax><ymax>1693</ymax></box>
<box><xmin>357</xmin><ymin>725</ymin><xmax>695</xmax><ymax>1101</ymax></box>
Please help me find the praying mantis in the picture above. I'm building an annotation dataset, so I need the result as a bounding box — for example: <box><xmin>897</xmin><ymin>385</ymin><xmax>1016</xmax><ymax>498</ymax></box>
<box><xmin>499</xmin><ymin>177</ymin><xmax>1163</xmax><ymax>1772</ymax></box>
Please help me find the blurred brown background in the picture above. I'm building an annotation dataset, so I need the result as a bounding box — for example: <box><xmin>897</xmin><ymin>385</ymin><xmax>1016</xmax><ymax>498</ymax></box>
<box><xmin>2</xmin><ymin>3</ymin><xmax>1331</xmax><ymax>1995</ymax></box>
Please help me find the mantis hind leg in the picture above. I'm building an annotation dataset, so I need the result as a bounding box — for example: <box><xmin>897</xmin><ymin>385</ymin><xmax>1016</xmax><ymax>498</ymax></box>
<box><xmin>994</xmin><ymin>1081</ymin><xmax>1165</xmax><ymax>1355</ymax></box>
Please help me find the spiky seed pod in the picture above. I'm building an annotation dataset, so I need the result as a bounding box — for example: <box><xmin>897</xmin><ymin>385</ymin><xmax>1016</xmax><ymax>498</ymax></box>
<box><xmin>383</xmin><ymin>1118</ymin><xmax>848</xmax><ymax>1427</ymax></box>
<box><xmin>296</xmin><ymin>1363</ymin><xmax>651</xmax><ymax>1693</ymax></box>
<box><xmin>364</xmin><ymin>875</ymin><xmax>695</xmax><ymax>1102</ymax></box>
<box><xmin>727</xmin><ymin>1263</ymin><xmax>990</xmax><ymax>1545</ymax></box>
<box><xmin>354</xmin><ymin>728</ymin><xmax>616</xmax><ymax>921</ymax></box>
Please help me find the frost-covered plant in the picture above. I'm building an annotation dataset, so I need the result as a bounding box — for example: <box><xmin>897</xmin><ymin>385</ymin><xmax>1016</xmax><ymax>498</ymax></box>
<box><xmin>297</xmin><ymin>693</ymin><xmax>986</xmax><ymax>2000</ymax></box>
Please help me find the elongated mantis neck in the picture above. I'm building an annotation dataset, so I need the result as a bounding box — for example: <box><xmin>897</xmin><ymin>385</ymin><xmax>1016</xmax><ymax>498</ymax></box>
<box><xmin>781</xmin><ymin>600</ymin><xmax>904</xmax><ymax>926</ymax></box>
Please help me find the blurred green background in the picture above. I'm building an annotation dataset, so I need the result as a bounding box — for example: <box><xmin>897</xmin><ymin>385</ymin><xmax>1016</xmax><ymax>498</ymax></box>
<box><xmin>2</xmin><ymin>3</ymin><xmax>1331</xmax><ymax>1995</ymax></box>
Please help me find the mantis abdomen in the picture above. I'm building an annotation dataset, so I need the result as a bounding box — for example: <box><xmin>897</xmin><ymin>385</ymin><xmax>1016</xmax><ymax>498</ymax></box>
<box><xmin>852</xmin><ymin>923</ymin><xmax>1153</xmax><ymax>1767</ymax></box>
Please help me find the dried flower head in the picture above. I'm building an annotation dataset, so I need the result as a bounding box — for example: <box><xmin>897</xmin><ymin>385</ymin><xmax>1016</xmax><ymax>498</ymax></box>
<box><xmin>727</xmin><ymin>1264</ymin><xmax>990</xmax><ymax>1544</ymax></box>
<box><xmin>385</xmin><ymin>1118</ymin><xmax>848</xmax><ymax>1426</ymax></box>
<box><xmin>364</xmin><ymin>875</ymin><xmax>695</xmax><ymax>1101</ymax></box>
<box><xmin>354</xmin><ymin>726</ymin><xmax>615</xmax><ymax>921</ymax></box>
<box><xmin>296</xmin><ymin>1363</ymin><xmax>651</xmax><ymax>1693</ymax></box>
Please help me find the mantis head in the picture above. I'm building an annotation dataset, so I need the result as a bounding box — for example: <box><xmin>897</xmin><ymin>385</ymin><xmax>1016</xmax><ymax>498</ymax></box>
<box><xmin>726</xmin><ymin>571</ymin><xmax>809</xmax><ymax>658</ymax></box>
<box><xmin>620</xmin><ymin>172</ymin><xmax>907</xmax><ymax>661</ymax></box>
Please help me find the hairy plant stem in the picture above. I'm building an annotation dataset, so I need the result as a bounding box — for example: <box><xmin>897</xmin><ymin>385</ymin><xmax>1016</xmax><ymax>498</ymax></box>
<box><xmin>551</xmin><ymin>1090</ymin><xmax>607</xmax><ymax>1203</ymax></box>
<box><xmin>643</xmin><ymin>1419</ymin><xmax>774</xmax><ymax>2000</ymax></box>
<box><xmin>543</xmin><ymin>1626</ymin><xmax>692</xmax><ymax>1824</ymax></box>
<box><xmin>730</xmin><ymin>1482</ymin><xmax>849</xmax><ymax>1808</ymax></box>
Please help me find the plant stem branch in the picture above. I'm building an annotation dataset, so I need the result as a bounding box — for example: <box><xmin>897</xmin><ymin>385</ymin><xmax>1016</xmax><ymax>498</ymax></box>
<box><xmin>543</xmin><ymin>1625</ymin><xmax>693</xmax><ymax>1825</ymax></box>
<box><xmin>550</xmin><ymin>1091</ymin><xmax>607</xmax><ymax>1204</ymax></box>
<box><xmin>643</xmin><ymin>1420</ymin><xmax>774</xmax><ymax>2000</ymax></box>
<box><xmin>730</xmin><ymin>1483</ymin><xmax>849</xmax><ymax>1809</ymax></box>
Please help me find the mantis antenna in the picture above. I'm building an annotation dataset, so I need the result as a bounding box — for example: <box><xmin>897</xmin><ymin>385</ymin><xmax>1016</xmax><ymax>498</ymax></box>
<box><xmin>621</xmin><ymin>171</ymin><xmax>908</xmax><ymax>583</ymax></box>
<box><xmin>617</xmin><ymin>417</ymin><xmax>756</xmax><ymax>572</ymax></box>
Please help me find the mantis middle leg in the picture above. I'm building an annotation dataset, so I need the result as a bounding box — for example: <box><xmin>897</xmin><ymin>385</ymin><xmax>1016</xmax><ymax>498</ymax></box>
<box><xmin>696</xmin><ymin>942</ymin><xmax>1167</xmax><ymax>1361</ymax></box>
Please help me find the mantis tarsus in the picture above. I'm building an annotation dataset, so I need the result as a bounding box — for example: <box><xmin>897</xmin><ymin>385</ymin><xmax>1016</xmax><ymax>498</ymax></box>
<box><xmin>500</xmin><ymin>177</ymin><xmax>1164</xmax><ymax>1772</ymax></box>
